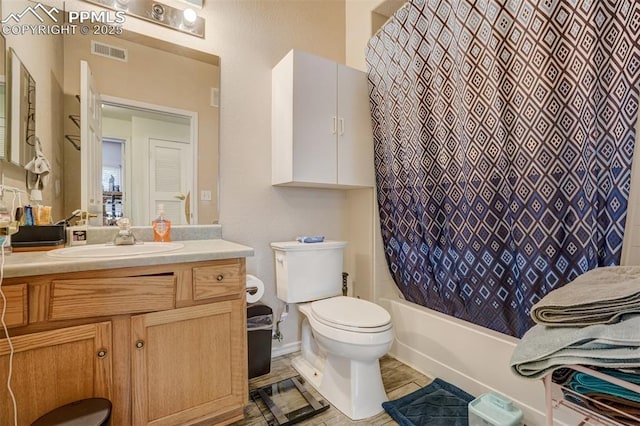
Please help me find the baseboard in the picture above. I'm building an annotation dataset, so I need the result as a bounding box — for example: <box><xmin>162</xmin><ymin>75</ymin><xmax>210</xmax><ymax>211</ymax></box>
<box><xmin>271</xmin><ymin>341</ymin><xmax>301</xmax><ymax>358</ymax></box>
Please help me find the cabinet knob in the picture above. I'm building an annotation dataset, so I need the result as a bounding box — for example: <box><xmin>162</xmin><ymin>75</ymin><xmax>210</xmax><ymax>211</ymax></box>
<box><xmin>135</xmin><ymin>340</ymin><xmax>145</xmax><ymax>349</ymax></box>
<box><xmin>97</xmin><ymin>349</ymin><xmax>107</xmax><ymax>359</ymax></box>
<box><xmin>216</xmin><ymin>274</ymin><xmax>224</xmax><ymax>281</ymax></box>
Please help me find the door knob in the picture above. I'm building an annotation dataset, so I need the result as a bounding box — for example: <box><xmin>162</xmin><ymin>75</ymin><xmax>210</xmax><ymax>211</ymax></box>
<box><xmin>174</xmin><ymin>193</ymin><xmax>186</xmax><ymax>200</ymax></box>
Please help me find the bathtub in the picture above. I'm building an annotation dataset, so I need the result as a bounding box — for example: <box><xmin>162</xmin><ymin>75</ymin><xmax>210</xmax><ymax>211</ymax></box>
<box><xmin>378</xmin><ymin>297</ymin><xmax>582</xmax><ymax>426</ymax></box>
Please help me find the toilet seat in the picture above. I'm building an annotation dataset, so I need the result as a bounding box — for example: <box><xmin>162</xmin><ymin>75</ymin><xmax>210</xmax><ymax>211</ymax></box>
<box><xmin>310</xmin><ymin>296</ymin><xmax>392</xmax><ymax>333</ymax></box>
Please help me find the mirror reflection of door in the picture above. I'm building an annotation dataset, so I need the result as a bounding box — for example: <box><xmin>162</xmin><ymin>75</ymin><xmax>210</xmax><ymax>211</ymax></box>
<box><xmin>149</xmin><ymin>138</ymin><xmax>191</xmax><ymax>225</ymax></box>
<box><xmin>80</xmin><ymin>60</ymin><xmax>103</xmax><ymax>226</ymax></box>
<box><xmin>102</xmin><ymin>138</ymin><xmax>125</xmax><ymax>225</ymax></box>
<box><xmin>100</xmin><ymin>102</ymin><xmax>195</xmax><ymax>226</ymax></box>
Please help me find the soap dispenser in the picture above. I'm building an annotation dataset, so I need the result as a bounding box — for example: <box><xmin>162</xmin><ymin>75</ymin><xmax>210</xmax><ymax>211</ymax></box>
<box><xmin>152</xmin><ymin>204</ymin><xmax>171</xmax><ymax>242</ymax></box>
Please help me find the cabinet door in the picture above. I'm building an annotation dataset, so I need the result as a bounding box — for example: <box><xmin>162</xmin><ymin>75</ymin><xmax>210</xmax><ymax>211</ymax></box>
<box><xmin>0</xmin><ymin>322</ymin><xmax>112</xmax><ymax>425</ymax></box>
<box><xmin>272</xmin><ymin>50</ymin><xmax>338</xmax><ymax>185</ymax></box>
<box><xmin>292</xmin><ymin>51</ymin><xmax>338</xmax><ymax>185</ymax></box>
<box><xmin>131</xmin><ymin>300</ymin><xmax>247</xmax><ymax>426</ymax></box>
<box><xmin>337</xmin><ymin>64</ymin><xmax>375</xmax><ymax>187</ymax></box>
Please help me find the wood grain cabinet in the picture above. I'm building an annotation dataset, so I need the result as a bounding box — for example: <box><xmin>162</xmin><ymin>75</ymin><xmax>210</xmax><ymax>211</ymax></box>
<box><xmin>0</xmin><ymin>258</ymin><xmax>247</xmax><ymax>426</ymax></box>
<box><xmin>0</xmin><ymin>322</ymin><xmax>112</xmax><ymax>425</ymax></box>
<box><xmin>0</xmin><ymin>283</ymin><xmax>28</xmax><ymax>328</ymax></box>
<box><xmin>131</xmin><ymin>300</ymin><xmax>246</xmax><ymax>425</ymax></box>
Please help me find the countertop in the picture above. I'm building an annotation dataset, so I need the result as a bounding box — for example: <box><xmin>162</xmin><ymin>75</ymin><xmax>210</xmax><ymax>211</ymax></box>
<box><xmin>1</xmin><ymin>239</ymin><xmax>254</xmax><ymax>278</ymax></box>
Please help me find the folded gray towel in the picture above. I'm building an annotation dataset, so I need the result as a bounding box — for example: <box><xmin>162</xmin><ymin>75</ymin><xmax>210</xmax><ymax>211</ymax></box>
<box><xmin>510</xmin><ymin>314</ymin><xmax>640</xmax><ymax>379</ymax></box>
<box><xmin>531</xmin><ymin>266</ymin><xmax>640</xmax><ymax>326</ymax></box>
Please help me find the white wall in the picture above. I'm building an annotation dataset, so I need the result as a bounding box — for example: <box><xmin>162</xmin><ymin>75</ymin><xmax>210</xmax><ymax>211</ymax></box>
<box><xmin>621</xmin><ymin>114</ymin><xmax>640</xmax><ymax>265</ymax></box>
<box><xmin>48</xmin><ymin>0</ymin><xmax>348</xmax><ymax>351</ymax></box>
<box><xmin>1</xmin><ymin>0</ymin><xmax>65</xmax><ymax>220</ymax></box>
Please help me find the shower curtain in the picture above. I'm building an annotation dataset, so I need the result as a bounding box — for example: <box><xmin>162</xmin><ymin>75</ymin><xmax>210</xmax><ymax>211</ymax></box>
<box><xmin>366</xmin><ymin>0</ymin><xmax>640</xmax><ymax>337</ymax></box>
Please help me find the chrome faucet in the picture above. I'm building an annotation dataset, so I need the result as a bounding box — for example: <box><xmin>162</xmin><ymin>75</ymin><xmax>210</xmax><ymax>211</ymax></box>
<box><xmin>113</xmin><ymin>218</ymin><xmax>137</xmax><ymax>245</ymax></box>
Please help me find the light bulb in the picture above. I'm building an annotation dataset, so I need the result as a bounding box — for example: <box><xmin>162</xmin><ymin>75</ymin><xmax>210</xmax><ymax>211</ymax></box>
<box><xmin>183</xmin><ymin>8</ymin><xmax>197</xmax><ymax>26</ymax></box>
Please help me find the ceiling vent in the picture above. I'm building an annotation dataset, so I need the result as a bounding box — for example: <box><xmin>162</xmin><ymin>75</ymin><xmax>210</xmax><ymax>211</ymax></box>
<box><xmin>91</xmin><ymin>40</ymin><xmax>128</xmax><ymax>62</ymax></box>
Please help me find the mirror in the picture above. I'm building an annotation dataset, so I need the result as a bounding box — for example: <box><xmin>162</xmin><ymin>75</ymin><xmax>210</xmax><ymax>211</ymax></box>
<box><xmin>100</xmin><ymin>102</ymin><xmax>195</xmax><ymax>226</ymax></box>
<box><xmin>0</xmin><ymin>35</ymin><xmax>5</xmax><ymax>160</ymax></box>
<box><xmin>64</xmin><ymin>31</ymin><xmax>220</xmax><ymax>225</ymax></box>
<box><xmin>8</xmin><ymin>48</ymin><xmax>36</xmax><ymax>167</ymax></box>
<box><xmin>3</xmin><ymin>20</ymin><xmax>219</xmax><ymax>226</ymax></box>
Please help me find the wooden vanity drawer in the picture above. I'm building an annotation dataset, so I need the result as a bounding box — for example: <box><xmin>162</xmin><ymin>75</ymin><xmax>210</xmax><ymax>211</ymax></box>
<box><xmin>193</xmin><ymin>260</ymin><xmax>243</xmax><ymax>301</ymax></box>
<box><xmin>49</xmin><ymin>276</ymin><xmax>175</xmax><ymax>320</ymax></box>
<box><xmin>0</xmin><ymin>283</ymin><xmax>28</xmax><ymax>328</ymax></box>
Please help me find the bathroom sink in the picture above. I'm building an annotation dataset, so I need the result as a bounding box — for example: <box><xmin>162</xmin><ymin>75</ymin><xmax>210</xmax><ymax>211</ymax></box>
<box><xmin>46</xmin><ymin>242</ymin><xmax>185</xmax><ymax>258</ymax></box>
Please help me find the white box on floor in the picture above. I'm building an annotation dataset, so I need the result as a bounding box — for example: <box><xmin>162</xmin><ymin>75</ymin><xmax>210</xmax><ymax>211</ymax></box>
<box><xmin>469</xmin><ymin>392</ymin><xmax>524</xmax><ymax>426</ymax></box>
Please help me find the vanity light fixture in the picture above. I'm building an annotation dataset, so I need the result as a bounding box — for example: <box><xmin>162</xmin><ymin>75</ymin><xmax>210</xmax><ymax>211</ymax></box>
<box><xmin>182</xmin><ymin>8</ymin><xmax>197</xmax><ymax>26</ymax></box>
<box><xmin>82</xmin><ymin>0</ymin><xmax>205</xmax><ymax>38</ymax></box>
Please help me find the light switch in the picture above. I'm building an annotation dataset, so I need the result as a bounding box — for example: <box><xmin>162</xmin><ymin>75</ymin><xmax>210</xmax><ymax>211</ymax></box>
<box><xmin>210</xmin><ymin>88</ymin><xmax>219</xmax><ymax>108</ymax></box>
<box><xmin>200</xmin><ymin>190</ymin><xmax>212</xmax><ymax>201</ymax></box>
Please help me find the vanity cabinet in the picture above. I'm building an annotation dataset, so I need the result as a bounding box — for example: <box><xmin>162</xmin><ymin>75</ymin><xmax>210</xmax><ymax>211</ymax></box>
<box><xmin>272</xmin><ymin>49</ymin><xmax>374</xmax><ymax>188</ymax></box>
<box><xmin>0</xmin><ymin>322</ymin><xmax>112</xmax><ymax>425</ymax></box>
<box><xmin>0</xmin><ymin>258</ymin><xmax>247</xmax><ymax>426</ymax></box>
<box><xmin>131</xmin><ymin>300</ymin><xmax>246</xmax><ymax>425</ymax></box>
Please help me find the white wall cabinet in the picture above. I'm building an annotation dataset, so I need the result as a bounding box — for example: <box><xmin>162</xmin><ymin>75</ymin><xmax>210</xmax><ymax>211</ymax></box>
<box><xmin>272</xmin><ymin>50</ymin><xmax>374</xmax><ymax>188</ymax></box>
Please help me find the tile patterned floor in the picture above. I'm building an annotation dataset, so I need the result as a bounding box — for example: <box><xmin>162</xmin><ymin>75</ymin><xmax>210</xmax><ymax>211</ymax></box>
<box><xmin>234</xmin><ymin>353</ymin><xmax>432</xmax><ymax>425</ymax></box>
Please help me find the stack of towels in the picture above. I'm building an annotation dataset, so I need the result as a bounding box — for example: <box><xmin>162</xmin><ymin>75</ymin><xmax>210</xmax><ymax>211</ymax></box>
<box><xmin>510</xmin><ymin>266</ymin><xmax>640</xmax><ymax>422</ymax></box>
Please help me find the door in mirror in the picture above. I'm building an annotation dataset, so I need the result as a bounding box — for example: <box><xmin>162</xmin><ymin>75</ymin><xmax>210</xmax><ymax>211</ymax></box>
<box><xmin>80</xmin><ymin>60</ymin><xmax>103</xmax><ymax>226</ymax></box>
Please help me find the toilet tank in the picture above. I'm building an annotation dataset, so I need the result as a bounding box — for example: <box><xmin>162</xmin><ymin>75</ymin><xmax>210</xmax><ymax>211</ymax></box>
<box><xmin>270</xmin><ymin>241</ymin><xmax>347</xmax><ymax>303</ymax></box>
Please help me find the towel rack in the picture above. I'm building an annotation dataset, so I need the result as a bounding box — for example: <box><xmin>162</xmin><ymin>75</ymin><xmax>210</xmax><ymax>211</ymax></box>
<box><xmin>543</xmin><ymin>365</ymin><xmax>640</xmax><ymax>425</ymax></box>
<box><xmin>65</xmin><ymin>112</ymin><xmax>81</xmax><ymax>151</ymax></box>
<box><xmin>65</xmin><ymin>135</ymin><xmax>81</xmax><ymax>151</ymax></box>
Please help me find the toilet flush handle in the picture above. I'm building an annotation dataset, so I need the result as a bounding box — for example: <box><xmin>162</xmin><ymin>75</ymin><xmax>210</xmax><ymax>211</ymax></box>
<box><xmin>276</xmin><ymin>255</ymin><xmax>285</xmax><ymax>264</ymax></box>
<box><xmin>342</xmin><ymin>272</ymin><xmax>349</xmax><ymax>296</ymax></box>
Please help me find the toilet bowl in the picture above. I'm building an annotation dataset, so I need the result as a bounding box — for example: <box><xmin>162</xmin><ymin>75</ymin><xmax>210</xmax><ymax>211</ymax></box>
<box><xmin>293</xmin><ymin>297</ymin><xmax>393</xmax><ymax>420</ymax></box>
<box><xmin>271</xmin><ymin>240</ymin><xmax>394</xmax><ymax>420</ymax></box>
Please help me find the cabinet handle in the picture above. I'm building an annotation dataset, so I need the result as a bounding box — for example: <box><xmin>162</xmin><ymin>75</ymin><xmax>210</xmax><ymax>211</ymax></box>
<box><xmin>135</xmin><ymin>340</ymin><xmax>145</xmax><ymax>349</ymax></box>
<box><xmin>97</xmin><ymin>349</ymin><xmax>107</xmax><ymax>359</ymax></box>
<box><xmin>339</xmin><ymin>118</ymin><xmax>345</xmax><ymax>136</ymax></box>
<box><xmin>332</xmin><ymin>116</ymin><xmax>337</xmax><ymax>134</ymax></box>
<box><xmin>216</xmin><ymin>274</ymin><xmax>224</xmax><ymax>281</ymax></box>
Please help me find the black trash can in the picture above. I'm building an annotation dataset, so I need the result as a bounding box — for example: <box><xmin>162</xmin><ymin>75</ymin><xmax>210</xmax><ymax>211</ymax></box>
<box><xmin>247</xmin><ymin>303</ymin><xmax>273</xmax><ymax>379</ymax></box>
<box><xmin>31</xmin><ymin>398</ymin><xmax>111</xmax><ymax>426</ymax></box>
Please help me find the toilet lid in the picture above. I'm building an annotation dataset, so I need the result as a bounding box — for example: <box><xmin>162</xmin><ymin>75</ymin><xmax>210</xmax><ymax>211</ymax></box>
<box><xmin>310</xmin><ymin>296</ymin><xmax>391</xmax><ymax>331</ymax></box>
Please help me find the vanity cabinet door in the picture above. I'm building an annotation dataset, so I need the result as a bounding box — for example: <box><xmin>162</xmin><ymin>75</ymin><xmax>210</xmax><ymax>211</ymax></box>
<box><xmin>0</xmin><ymin>322</ymin><xmax>112</xmax><ymax>425</ymax></box>
<box><xmin>131</xmin><ymin>300</ymin><xmax>247</xmax><ymax>426</ymax></box>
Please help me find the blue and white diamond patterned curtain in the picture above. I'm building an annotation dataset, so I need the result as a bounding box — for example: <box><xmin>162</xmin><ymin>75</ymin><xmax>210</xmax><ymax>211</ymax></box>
<box><xmin>366</xmin><ymin>0</ymin><xmax>640</xmax><ymax>337</ymax></box>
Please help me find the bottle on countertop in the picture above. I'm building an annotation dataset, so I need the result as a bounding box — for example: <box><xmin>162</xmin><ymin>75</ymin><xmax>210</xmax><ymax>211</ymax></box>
<box><xmin>152</xmin><ymin>204</ymin><xmax>171</xmax><ymax>242</ymax></box>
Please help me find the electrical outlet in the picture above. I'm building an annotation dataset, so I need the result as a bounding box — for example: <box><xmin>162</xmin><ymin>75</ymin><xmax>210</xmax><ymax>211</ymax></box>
<box><xmin>200</xmin><ymin>190</ymin><xmax>212</xmax><ymax>201</ymax></box>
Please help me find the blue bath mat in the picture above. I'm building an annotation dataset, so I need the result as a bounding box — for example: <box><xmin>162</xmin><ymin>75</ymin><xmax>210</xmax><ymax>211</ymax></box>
<box><xmin>382</xmin><ymin>378</ymin><xmax>474</xmax><ymax>426</ymax></box>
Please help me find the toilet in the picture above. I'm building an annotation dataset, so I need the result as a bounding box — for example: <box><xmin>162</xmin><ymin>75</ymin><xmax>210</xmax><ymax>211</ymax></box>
<box><xmin>271</xmin><ymin>240</ymin><xmax>394</xmax><ymax>420</ymax></box>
